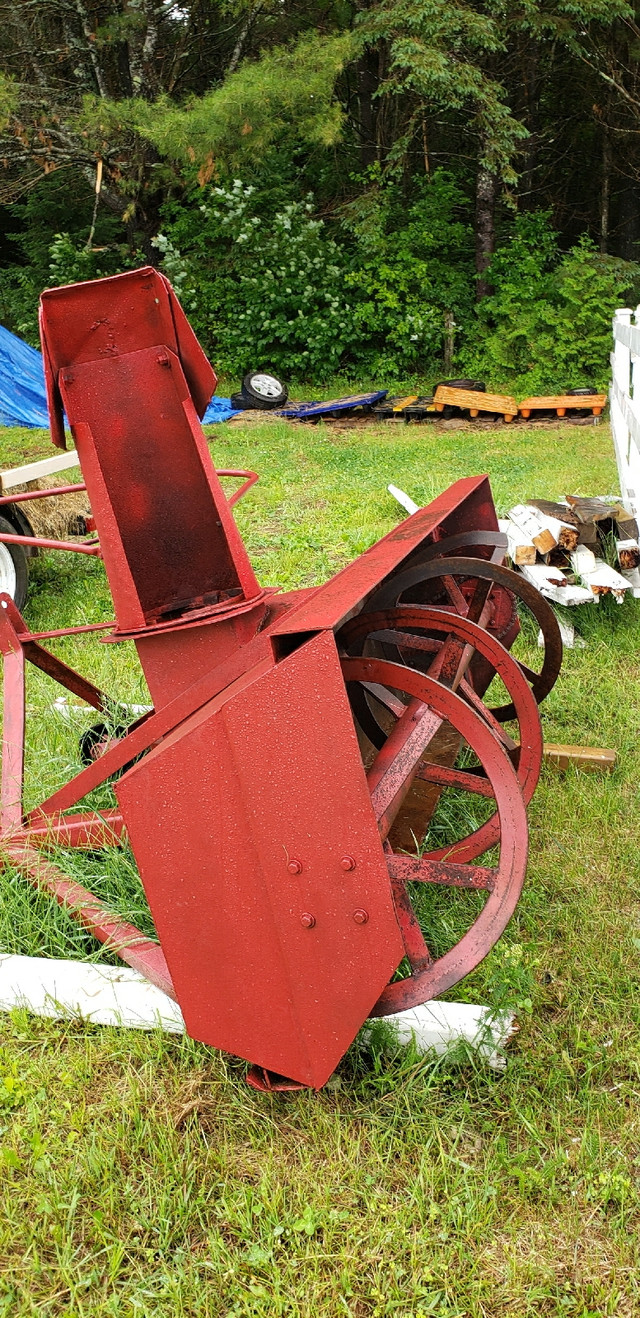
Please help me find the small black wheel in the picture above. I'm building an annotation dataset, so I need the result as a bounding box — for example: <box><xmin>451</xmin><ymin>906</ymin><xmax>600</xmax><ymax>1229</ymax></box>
<box><xmin>0</xmin><ymin>514</ymin><xmax>29</xmax><ymax>609</ymax></box>
<box><xmin>78</xmin><ymin>721</ymin><xmax>143</xmax><ymax>779</ymax></box>
<box><xmin>79</xmin><ymin>722</ymin><xmax>128</xmax><ymax>766</ymax></box>
<box><xmin>241</xmin><ymin>372</ymin><xmax>288</xmax><ymax>410</ymax></box>
<box><xmin>435</xmin><ymin>378</ymin><xmax>486</xmax><ymax>392</ymax></box>
<box><xmin>566</xmin><ymin>387</ymin><xmax>598</xmax><ymax>396</ymax></box>
<box><xmin>230</xmin><ymin>391</ymin><xmax>250</xmax><ymax>410</ymax></box>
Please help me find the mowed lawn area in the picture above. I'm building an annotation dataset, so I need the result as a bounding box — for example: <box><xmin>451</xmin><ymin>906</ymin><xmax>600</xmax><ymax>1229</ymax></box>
<box><xmin>0</xmin><ymin>415</ymin><xmax>638</xmax><ymax>1317</ymax></box>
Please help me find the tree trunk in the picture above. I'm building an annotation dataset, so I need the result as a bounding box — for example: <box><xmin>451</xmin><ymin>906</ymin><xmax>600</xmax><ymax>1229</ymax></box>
<box><xmin>475</xmin><ymin>165</ymin><xmax>497</xmax><ymax>300</ymax></box>
<box><xmin>600</xmin><ymin>123</ymin><xmax>611</xmax><ymax>254</ymax></box>
<box><xmin>357</xmin><ymin>50</ymin><xmax>379</xmax><ymax>168</ymax></box>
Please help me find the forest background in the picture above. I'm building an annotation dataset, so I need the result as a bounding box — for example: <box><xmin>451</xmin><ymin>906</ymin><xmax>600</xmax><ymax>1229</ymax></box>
<box><xmin>2</xmin><ymin>0</ymin><xmax>640</xmax><ymax>393</ymax></box>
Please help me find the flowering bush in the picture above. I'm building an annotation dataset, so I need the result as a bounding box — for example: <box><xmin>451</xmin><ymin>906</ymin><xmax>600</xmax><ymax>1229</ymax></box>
<box><xmin>167</xmin><ymin>181</ymin><xmax>355</xmax><ymax>377</ymax></box>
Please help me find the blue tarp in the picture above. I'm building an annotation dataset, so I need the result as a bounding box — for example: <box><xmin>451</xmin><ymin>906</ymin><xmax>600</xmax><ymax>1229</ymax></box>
<box><xmin>0</xmin><ymin>323</ymin><xmax>51</xmax><ymax>428</ymax></box>
<box><xmin>202</xmin><ymin>396</ymin><xmax>239</xmax><ymax>424</ymax></box>
<box><xmin>0</xmin><ymin>321</ymin><xmax>237</xmax><ymax>428</ymax></box>
<box><xmin>277</xmin><ymin>390</ymin><xmax>387</xmax><ymax>420</ymax></box>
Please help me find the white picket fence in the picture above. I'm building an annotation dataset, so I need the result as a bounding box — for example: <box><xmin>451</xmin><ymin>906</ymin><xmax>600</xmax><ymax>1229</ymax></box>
<box><xmin>611</xmin><ymin>307</ymin><xmax>640</xmax><ymax>519</ymax></box>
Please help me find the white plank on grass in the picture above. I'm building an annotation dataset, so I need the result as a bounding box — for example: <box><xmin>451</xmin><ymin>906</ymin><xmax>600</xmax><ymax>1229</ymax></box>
<box><xmin>0</xmin><ymin>450</ymin><xmax>80</xmax><ymax>492</ymax></box>
<box><xmin>520</xmin><ymin>562</ymin><xmax>594</xmax><ymax>606</ymax></box>
<box><xmin>0</xmin><ymin>955</ymin><xmax>184</xmax><ymax>1032</ymax></box>
<box><xmin>364</xmin><ymin>1001</ymin><xmax>517</xmax><ymax>1070</ymax></box>
<box><xmin>0</xmin><ymin>955</ymin><xmax>515</xmax><ymax>1068</ymax></box>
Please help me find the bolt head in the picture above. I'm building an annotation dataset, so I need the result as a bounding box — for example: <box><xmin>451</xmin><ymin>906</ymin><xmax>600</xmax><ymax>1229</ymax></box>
<box><xmin>340</xmin><ymin>855</ymin><xmax>356</xmax><ymax>872</ymax></box>
<box><xmin>300</xmin><ymin>912</ymin><xmax>316</xmax><ymax>929</ymax></box>
<box><xmin>353</xmin><ymin>908</ymin><xmax>369</xmax><ymax>925</ymax></box>
<box><xmin>287</xmin><ymin>859</ymin><xmax>303</xmax><ymax>875</ymax></box>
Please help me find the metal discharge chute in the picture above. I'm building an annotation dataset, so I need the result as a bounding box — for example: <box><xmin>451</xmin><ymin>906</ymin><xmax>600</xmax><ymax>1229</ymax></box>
<box><xmin>0</xmin><ymin>268</ymin><xmax>562</xmax><ymax>1090</ymax></box>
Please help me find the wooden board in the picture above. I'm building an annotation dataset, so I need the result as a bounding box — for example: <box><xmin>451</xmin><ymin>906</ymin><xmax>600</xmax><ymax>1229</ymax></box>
<box><xmin>543</xmin><ymin>743</ymin><xmax>616</xmax><ymax>772</ymax></box>
<box><xmin>0</xmin><ymin>449</ymin><xmax>80</xmax><ymax>492</ymax></box>
<box><xmin>433</xmin><ymin>386</ymin><xmax>518</xmax><ymax>421</ymax></box>
<box><xmin>519</xmin><ymin>395</ymin><xmax>607</xmax><ymax>418</ymax></box>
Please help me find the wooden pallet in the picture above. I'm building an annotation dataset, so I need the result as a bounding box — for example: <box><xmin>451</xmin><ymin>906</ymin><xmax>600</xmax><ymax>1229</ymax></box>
<box><xmin>519</xmin><ymin>394</ymin><xmax>607</xmax><ymax>418</ymax></box>
<box><xmin>433</xmin><ymin>386</ymin><xmax>518</xmax><ymax>422</ymax></box>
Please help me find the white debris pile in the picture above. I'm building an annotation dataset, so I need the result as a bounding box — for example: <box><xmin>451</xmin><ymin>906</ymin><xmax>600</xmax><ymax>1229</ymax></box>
<box><xmin>498</xmin><ymin>496</ymin><xmax>640</xmax><ymax>605</ymax></box>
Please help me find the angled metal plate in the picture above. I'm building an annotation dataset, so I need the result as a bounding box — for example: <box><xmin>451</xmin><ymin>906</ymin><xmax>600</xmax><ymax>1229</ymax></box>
<box><xmin>116</xmin><ymin>631</ymin><xmax>404</xmax><ymax>1087</ymax></box>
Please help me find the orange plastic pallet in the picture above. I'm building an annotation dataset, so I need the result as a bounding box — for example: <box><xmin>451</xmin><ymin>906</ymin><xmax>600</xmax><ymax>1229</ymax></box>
<box><xmin>519</xmin><ymin>394</ymin><xmax>607</xmax><ymax>418</ymax></box>
<box><xmin>433</xmin><ymin>386</ymin><xmax>518</xmax><ymax>423</ymax></box>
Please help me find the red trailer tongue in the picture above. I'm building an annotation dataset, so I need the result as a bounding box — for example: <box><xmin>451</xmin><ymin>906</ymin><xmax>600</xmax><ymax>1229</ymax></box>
<box><xmin>0</xmin><ymin>267</ymin><xmax>562</xmax><ymax>1090</ymax></box>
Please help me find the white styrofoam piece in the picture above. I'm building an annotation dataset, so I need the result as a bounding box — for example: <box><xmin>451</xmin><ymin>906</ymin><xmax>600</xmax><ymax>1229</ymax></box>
<box><xmin>363</xmin><ymin>1000</ymin><xmax>516</xmax><ymax>1069</ymax></box>
<box><xmin>388</xmin><ymin>484</ymin><xmax>420</xmax><ymax>515</ymax></box>
<box><xmin>0</xmin><ymin>955</ymin><xmax>184</xmax><ymax>1032</ymax></box>
<box><xmin>50</xmin><ymin>696</ymin><xmax>152</xmax><ymax>720</ymax></box>
<box><xmin>520</xmin><ymin>563</ymin><xmax>594</xmax><ymax>606</ymax></box>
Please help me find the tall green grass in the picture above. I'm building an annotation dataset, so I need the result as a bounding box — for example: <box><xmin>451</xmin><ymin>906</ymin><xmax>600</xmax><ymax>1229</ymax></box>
<box><xmin>0</xmin><ymin>417</ymin><xmax>637</xmax><ymax>1316</ymax></box>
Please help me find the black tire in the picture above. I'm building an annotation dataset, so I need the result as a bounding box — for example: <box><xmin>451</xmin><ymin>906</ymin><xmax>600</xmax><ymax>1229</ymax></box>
<box><xmin>241</xmin><ymin>372</ymin><xmax>288</xmax><ymax>410</ymax></box>
<box><xmin>0</xmin><ymin>514</ymin><xmax>29</xmax><ymax>609</ymax></box>
<box><xmin>435</xmin><ymin>378</ymin><xmax>486</xmax><ymax>392</ymax></box>
<box><xmin>566</xmin><ymin>387</ymin><xmax>598</xmax><ymax>396</ymax></box>
<box><xmin>230</xmin><ymin>391</ymin><xmax>251</xmax><ymax>410</ymax></box>
<box><xmin>79</xmin><ymin>721</ymin><xmax>140</xmax><ymax>777</ymax></box>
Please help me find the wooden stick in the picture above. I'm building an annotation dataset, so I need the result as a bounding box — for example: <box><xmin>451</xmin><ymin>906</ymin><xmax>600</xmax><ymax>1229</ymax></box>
<box><xmin>543</xmin><ymin>744</ymin><xmax>616</xmax><ymax>772</ymax></box>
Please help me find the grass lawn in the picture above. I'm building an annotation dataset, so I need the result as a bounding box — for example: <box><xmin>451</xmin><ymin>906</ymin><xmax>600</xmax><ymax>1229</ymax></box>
<box><xmin>0</xmin><ymin>414</ymin><xmax>638</xmax><ymax>1317</ymax></box>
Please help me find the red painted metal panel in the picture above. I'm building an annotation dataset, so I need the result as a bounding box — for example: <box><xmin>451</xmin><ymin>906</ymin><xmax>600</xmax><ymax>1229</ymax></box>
<box><xmin>40</xmin><ymin>267</ymin><xmax>216</xmax><ymax>449</ymax></box>
<box><xmin>272</xmin><ymin>476</ymin><xmax>498</xmax><ymax>636</ymax></box>
<box><xmin>115</xmin><ymin>631</ymin><xmax>404</xmax><ymax>1088</ymax></box>
<box><xmin>60</xmin><ymin>349</ymin><xmax>260</xmax><ymax>631</ymax></box>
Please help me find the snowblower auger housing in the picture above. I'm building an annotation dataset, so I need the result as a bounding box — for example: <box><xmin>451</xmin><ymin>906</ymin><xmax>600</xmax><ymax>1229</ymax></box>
<box><xmin>0</xmin><ymin>268</ymin><xmax>562</xmax><ymax>1089</ymax></box>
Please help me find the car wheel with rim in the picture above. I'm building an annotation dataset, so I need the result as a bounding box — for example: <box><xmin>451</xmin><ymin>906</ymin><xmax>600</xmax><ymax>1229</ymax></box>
<box><xmin>241</xmin><ymin>372</ymin><xmax>288</xmax><ymax>410</ymax></box>
<box><xmin>0</xmin><ymin>515</ymin><xmax>28</xmax><ymax>609</ymax></box>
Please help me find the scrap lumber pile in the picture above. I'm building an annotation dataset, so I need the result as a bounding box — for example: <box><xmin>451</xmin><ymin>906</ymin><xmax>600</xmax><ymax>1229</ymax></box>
<box><xmin>498</xmin><ymin>496</ymin><xmax>640</xmax><ymax>606</ymax></box>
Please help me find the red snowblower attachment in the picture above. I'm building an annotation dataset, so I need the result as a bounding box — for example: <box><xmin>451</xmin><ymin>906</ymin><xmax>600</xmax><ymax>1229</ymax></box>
<box><xmin>0</xmin><ymin>268</ymin><xmax>562</xmax><ymax>1089</ymax></box>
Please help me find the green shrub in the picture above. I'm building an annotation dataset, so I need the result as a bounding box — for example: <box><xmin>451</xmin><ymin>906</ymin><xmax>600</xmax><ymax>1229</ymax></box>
<box><xmin>463</xmin><ymin>214</ymin><xmax>640</xmax><ymax>392</ymax></box>
<box><xmin>163</xmin><ymin>181</ymin><xmax>354</xmax><ymax>378</ymax></box>
<box><xmin>343</xmin><ymin>170</ymin><xmax>474</xmax><ymax>377</ymax></box>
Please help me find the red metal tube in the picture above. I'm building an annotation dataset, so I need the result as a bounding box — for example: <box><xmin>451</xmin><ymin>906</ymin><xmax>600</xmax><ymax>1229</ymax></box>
<box><xmin>216</xmin><ymin>469</ymin><xmax>259</xmax><ymax>507</ymax></box>
<box><xmin>0</xmin><ymin>532</ymin><xmax>101</xmax><ymax>556</ymax></box>
<box><xmin>2</xmin><ymin>841</ymin><xmax>176</xmax><ymax>1000</ymax></box>
<box><xmin>0</xmin><ymin>483</ymin><xmax>87</xmax><ymax>504</ymax></box>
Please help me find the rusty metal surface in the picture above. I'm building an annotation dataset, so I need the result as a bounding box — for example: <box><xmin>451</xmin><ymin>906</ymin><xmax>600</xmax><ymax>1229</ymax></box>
<box><xmin>40</xmin><ymin>266</ymin><xmax>217</xmax><ymax>449</ymax></box>
<box><xmin>40</xmin><ymin>269</ymin><xmax>262</xmax><ymax>639</ymax></box>
<box><xmin>339</xmin><ymin>659</ymin><xmax>528</xmax><ymax>1016</ymax></box>
<box><xmin>271</xmin><ymin>476</ymin><xmax>500</xmax><ymax>637</ymax></box>
<box><xmin>341</xmin><ymin>606</ymin><xmax>543</xmax><ymax>861</ymax></box>
<box><xmin>115</xmin><ymin>631</ymin><xmax>404</xmax><ymax>1089</ymax></box>
<box><xmin>365</xmin><ymin>555</ymin><xmax>563</xmax><ymax>720</ymax></box>
<box><xmin>0</xmin><ymin>270</ymin><xmax>552</xmax><ymax>1089</ymax></box>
